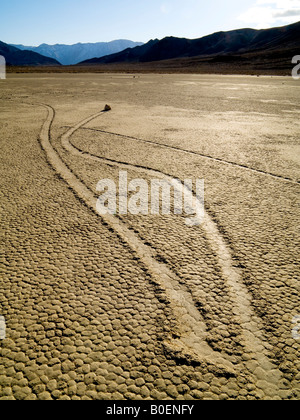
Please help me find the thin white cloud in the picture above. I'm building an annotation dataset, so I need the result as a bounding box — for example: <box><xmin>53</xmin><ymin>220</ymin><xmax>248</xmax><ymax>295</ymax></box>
<box><xmin>256</xmin><ymin>0</ymin><xmax>299</xmax><ymax>7</ymax></box>
<box><xmin>238</xmin><ymin>0</ymin><xmax>300</xmax><ymax>28</ymax></box>
<box><xmin>160</xmin><ymin>3</ymin><xmax>172</xmax><ymax>15</ymax></box>
<box><xmin>273</xmin><ymin>9</ymin><xmax>300</xmax><ymax>17</ymax></box>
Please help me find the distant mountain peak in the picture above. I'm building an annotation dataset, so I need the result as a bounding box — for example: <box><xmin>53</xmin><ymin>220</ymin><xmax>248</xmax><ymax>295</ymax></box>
<box><xmin>78</xmin><ymin>21</ymin><xmax>300</xmax><ymax>66</ymax></box>
<box><xmin>0</xmin><ymin>41</ymin><xmax>61</xmax><ymax>66</ymax></box>
<box><xmin>9</xmin><ymin>40</ymin><xmax>144</xmax><ymax>65</ymax></box>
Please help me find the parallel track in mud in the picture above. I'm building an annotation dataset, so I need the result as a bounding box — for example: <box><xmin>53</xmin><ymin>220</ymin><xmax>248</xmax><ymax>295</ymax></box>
<box><xmin>38</xmin><ymin>103</ymin><xmax>285</xmax><ymax>397</ymax></box>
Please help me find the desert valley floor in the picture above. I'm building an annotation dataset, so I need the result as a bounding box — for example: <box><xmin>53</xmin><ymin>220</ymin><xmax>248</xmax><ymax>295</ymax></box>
<box><xmin>0</xmin><ymin>73</ymin><xmax>299</xmax><ymax>400</ymax></box>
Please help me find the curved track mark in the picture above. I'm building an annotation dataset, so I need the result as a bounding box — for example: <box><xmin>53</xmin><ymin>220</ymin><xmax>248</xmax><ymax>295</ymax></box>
<box><xmin>60</xmin><ymin>109</ymin><xmax>285</xmax><ymax>396</ymax></box>
<box><xmin>74</xmin><ymin>126</ymin><xmax>299</xmax><ymax>186</ymax></box>
<box><xmin>38</xmin><ymin>103</ymin><xmax>236</xmax><ymax>375</ymax></box>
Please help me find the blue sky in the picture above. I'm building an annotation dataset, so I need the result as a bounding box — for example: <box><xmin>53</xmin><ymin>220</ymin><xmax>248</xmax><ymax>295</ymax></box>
<box><xmin>1</xmin><ymin>0</ymin><xmax>300</xmax><ymax>45</ymax></box>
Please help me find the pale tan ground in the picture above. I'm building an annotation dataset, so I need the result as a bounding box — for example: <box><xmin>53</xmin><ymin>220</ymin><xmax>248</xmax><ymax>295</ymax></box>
<box><xmin>0</xmin><ymin>74</ymin><xmax>299</xmax><ymax>400</ymax></box>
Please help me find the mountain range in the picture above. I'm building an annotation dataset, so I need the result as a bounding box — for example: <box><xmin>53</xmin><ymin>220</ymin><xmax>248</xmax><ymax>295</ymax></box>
<box><xmin>80</xmin><ymin>21</ymin><xmax>300</xmax><ymax>65</ymax></box>
<box><xmin>2</xmin><ymin>21</ymin><xmax>299</xmax><ymax>72</ymax></box>
<box><xmin>0</xmin><ymin>41</ymin><xmax>60</xmax><ymax>66</ymax></box>
<box><xmin>10</xmin><ymin>40</ymin><xmax>144</xmax><ymax>65</ymax></box>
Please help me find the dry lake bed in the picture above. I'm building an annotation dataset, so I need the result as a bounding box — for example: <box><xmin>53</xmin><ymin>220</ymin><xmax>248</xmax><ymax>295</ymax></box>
<box><xmin>0</xmin><ymin>73</ymin><xmax>299</xmax><ymax>400</ymax></box>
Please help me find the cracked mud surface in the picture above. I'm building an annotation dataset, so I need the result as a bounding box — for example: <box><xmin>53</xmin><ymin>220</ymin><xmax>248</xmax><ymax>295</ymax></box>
<box><xmin>1</xmin><ymin>74</ymin><xmax>299</xmax><ymax>400</ymax></box>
